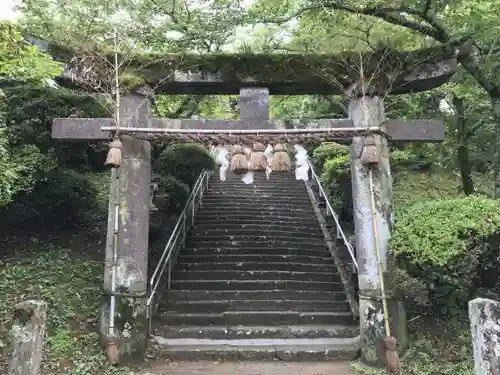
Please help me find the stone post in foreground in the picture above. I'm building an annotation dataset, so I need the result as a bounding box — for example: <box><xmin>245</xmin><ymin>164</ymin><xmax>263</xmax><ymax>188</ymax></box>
<box><xmin>8</xmin><ymin>300</ymin><xmax>47</xmax><ymax>375</ymax></box>
<box><xmin>469</xmin><ymin>298</ymin><xmax>500</xmax><ymax>375</ymax></box>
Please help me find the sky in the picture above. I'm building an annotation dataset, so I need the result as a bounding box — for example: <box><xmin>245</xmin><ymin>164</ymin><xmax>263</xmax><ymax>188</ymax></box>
<box><xmin>0</xmin><ymin>0</ymin><xmax>21</xmax><ymax>21</ymax></box>
<box><xmin>0</xmin><ymin>0</ymin><xmax>295</xmax><ymax>52</ymax></box>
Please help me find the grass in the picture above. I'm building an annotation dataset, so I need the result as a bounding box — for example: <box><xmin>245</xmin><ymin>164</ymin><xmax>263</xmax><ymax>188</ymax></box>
<box><xmin>0</xmin><ymin>240</ymin><xmax>131</xmax><ymax>375</ymax></box>
<box><xmin>350</xmin><ymin>318</ymin><xmax>474</xmax><ymax>375</ymax></box>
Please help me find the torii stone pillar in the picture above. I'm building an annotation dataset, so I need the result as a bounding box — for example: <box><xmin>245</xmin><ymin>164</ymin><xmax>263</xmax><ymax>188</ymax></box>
<box><xmin>100</xmin><ymin>93</ymin><xmax>152</xmax><ymax>363</ymax></box>
<box><xmin>349</xmin><ymin>94</ymin><xmax>406</xmax><ymax>364</ymax></box>
<box><xmin>51</xmin><ymin>88</ymin><xmax>153</xmax><ymax>363</ymax></box>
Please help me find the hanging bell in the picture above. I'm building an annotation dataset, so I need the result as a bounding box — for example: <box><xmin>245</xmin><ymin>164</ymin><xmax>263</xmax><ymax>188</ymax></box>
<box><xmin>230</xmin><ymin>144</ymin><xmax>249</xmax><ymax>175</ymax></box>
<box><xmin>360</xmin><ymin>135</ymin><xmax>379</xmax><ymax>166</ymax></box>
<box><xmin>249</xmin><ymin>142</ymin><xmax>267</xmax><ymax>172</ymax></box>
<box><xmin>104</xmin><ymin>138</ymin><xmax>123</xmax><ymax>168</ymax></box>
<box><xmin>270</xmin><ymin>143</ymin><xmax>292</xmax><ymax>172</ymax></box>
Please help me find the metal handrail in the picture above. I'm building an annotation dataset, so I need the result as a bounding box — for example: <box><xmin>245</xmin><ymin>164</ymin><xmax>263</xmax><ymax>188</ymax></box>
<box><xmin>147</xmin><ymin>148</ymin><xmax>215</xmax><ymax>312</ymax></box>
<box><xmin>306</xmin><ymin>159</ymin><xmax>358</xmax><ymax>271</ymax></box>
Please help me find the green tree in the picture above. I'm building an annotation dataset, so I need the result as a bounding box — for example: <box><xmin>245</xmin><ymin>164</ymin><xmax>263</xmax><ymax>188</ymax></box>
<box><xmin>0</xmin><ymin>22</ymin><xmax>62</xmax><ymax>206</ymax></box>
<box><xmin>248</xmin><ymin>0</ymin><xmax>500</xmax><ymax>195</ymax></box>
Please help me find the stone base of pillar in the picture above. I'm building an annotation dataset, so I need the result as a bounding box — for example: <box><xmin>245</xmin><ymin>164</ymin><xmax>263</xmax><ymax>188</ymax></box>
<box><xmin>100</xmin><ymin>292</ymin><xmax>148</xmax><ymax>364</ymax></box>
<box><xmin>359</xmin><ymin>289</ymin><xmax>408</xmax><ymax>365</ymax></box>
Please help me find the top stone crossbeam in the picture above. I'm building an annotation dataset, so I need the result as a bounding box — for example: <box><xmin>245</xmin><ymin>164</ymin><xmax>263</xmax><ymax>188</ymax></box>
<box><xmin>29</xmin><ymin>36</ymin><xmax>471</xmax><ymax>95</ymax></box>
<box><xmin>52</xmin><ymin>88</ymin><xmax>445</xmax><ymax>143</ymax></box>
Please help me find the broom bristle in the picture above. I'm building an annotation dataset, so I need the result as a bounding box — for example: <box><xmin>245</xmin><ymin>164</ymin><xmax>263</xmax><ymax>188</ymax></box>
<box><xmin>104</xmin><ymin>139</ymin><xmax>123</xmax><ymax>168</ymax></box>
<box><xmin>104</xmin><ymin>336</ymin><xmax>120</xmax><ymax>365</ymax></box>
<box><xmin>383</xmin><ymin>336</ymin><xmax>402</xmax><ymax>374</ymax></box>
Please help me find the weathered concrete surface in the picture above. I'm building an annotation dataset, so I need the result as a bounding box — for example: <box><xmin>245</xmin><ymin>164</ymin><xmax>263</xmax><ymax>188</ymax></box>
<box><xmin>151</xmin><ymin>336</ymin><xmax>360</xmax><ymax>361</ymax></box>
<box><xmin>239</xmin><ymin>88</ymin><xmax>269</xmax><ymax>121</ymax></box>
<box><xmin>349</xmin><ymin>96</ymin><xmax>401</xmax><ymax>365</ymax></box>
<box><xmin>7</xmin><ymin>300</ymin><xmax>47</xmax><ymax>375</ymax></box>
<box><xmin>469</xmin><ymin>298</ymin><xmax>500</xmax><ymax>375</ymax></box>
<box><xmin>140</xmin><ymin>360</ymin><xmax>360</xmax><ymax>375</ymax></box>
<box><xmin>356</xmin><ymin>290</ymin><xmax>408</xmax><ymax>363</ymax></box>
<box><xmin>100</xmin><ymin>92</ymin><xmax>152</xmax><ymax>363</ymax></box>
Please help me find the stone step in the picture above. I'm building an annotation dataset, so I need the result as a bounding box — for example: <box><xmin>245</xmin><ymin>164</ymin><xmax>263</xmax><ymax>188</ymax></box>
<box><xmin>195</xmin><ymin>215</ymin><xmax>320</xmax><ymax>224</ymax></box>
<box><xmin>209</xmin><ymin>176</ymin><xmax>301</xmax><ymax>181</ymax></box>
<box><xmin>209</xmin><ymin>178</ymin><xmax>303</xmax><ymax>184</ymax></box>
<box><xmin>194</xmin><ymin>216</ymin><xmax>320</xmax><ymax>225</ymax></box>
<box><xmin>204</xmin><ymin>191</ymin><xmax>308</xmax><ymax>198</ymax></box>
<box><xmin>185</xmin><ymin>238</ymin><xmax>327</xmax><ymax>247</ymax></box>
<box><xmin>192</xmin><ymin>223</ymin><xmax>321</xmax><ymax>231</ymax></box>
<box><xmin>201</xmin><ymin>197</ymin><xmax>313</xmax><ymax>204</ymax></box>
<box><xmin>200</xmin><ymin>202</ymin><xmax>315</xmax><ymax>210</ymax></box>
<box><xmin>195</xmin><ymin>213</ymin><xmax>317</xmax><ymax>221</ymax></box>
<box><xmin>207</xmin><ymin>183</ymin><xmax>306</xmax><ymax>190</ymax></box>
<box><xmin>171</xmin><ymin>270</ymin><xmax>341</xmax><ymax>283</ymax></box>
<box><xmin>189</xmin><ymin>229</ymin><xmax>324</xmax><ymax>239</ymax></box>
<box><xmin>177</xmin><ymin>261</ymin><xmax>335</xmax><ymax>272</ymax></box>
<box><xmin>152</xmin><ymin>324</ymin><xmax>359</xmax><ymax>340</ymax></box>
<box><xmin>181</xmin><ymin>247</ymin><xmax>331</xmax><ymax>257</ymax></box>
<box><xmin>212</xmin><ymin>174</ymin><xmax>299</xmax><ymax>180</ymax></box>
<box><xmin>151</xmin><ymin>336</ymin><xmax>359</xmax><ymax>361</ymax></box>
<box><xmin>198</xmin><ymin>205</ymin><xmax>315</xmax><ymax>213</ymax></box>
<box><xmin>219</xmin><ymin>172</ymin><xmax>298</xmax><ymax>179</ymax></box>
<box><xmin>170</xmin><ymin>280</ymin><xmax>344</xmax><ymax>291</ymax></box>
<box><xmin>160</xmin><ymin>300</ymin><xmax>351</xmax><ymax>314</ymax></box>
<box><xmin>212</xmin><ymin>173</ymin><xmax>299</xmax><ymax>178</ymax></box>
<box><xmin>204</xmin><ymin>186</ymin><xmax>307</xmax><ymax>193</ymax></box>
<box><xmin>156</xmin><ymin>311</ymin><xmax>355</xmax><ymax>326</ymax></box>
<box><xmin>177</xmin><ymin>254</ymin><xmax>334</xmax><ymax>265</ymax></box>
<box><xmin>209</xmin><ymin>183</ymin><xmax>304</xmax><ymax>188</ymax></box>
<box><xmin>165</xmin><ymin>289</ymin><xmax>348</xmax><ymax>302</ymax></box>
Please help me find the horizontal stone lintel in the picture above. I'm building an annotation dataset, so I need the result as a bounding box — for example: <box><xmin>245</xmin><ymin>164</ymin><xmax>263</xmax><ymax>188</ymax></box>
<box><xmin>52</xmin><ymin>118</ymin><xmax>443</xmax><ymax>142</ymax></box>
<box><xmin>31</xmin><ymin>35</ymin><xmax>472</xmax><ymax>95</ymax></box>
<box><xmin>55</xmin><ymin>66</ymin><xmax>455</xmax><ymax>96</ymax></box>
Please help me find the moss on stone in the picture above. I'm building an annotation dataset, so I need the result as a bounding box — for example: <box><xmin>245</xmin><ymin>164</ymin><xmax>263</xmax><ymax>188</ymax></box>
<box><xmin>42</xmin><ymin>37</ymin><xmax>470</xmax><ymax>91</ymax></box>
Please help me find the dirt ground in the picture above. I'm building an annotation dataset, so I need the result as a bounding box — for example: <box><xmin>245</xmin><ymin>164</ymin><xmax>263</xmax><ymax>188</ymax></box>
<box><xmin>139</xmin><ymin>361</ymin><xmax>360</xmax><ymax>375</ymax></box>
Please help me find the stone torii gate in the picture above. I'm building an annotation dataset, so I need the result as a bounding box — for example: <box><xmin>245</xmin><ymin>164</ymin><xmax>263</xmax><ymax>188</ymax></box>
<box><xmin>49</xmin><ymin>41</ymin><xmax>468</xmax><ymax>364</ymax></box>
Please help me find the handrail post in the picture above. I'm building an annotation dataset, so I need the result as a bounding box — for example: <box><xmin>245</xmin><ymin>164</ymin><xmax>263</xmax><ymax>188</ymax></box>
<box><xmin>182</xmin><ymin>217</ymin><xmax>186</xmax><ymax>246</ymax></box>
<box><xmin>192</xmin><ymin>197</ymin><xmax>195</xmax><ymax>225</ymax></box>
<box><xmin>199</xmin><ymin>178</ymin><xmax>204</xmax><ymax>207</ymax></box>
<box><xmin>167</xmin><ymin>263</ymin><xmax>171</xmax><ymax>290</ymax></box>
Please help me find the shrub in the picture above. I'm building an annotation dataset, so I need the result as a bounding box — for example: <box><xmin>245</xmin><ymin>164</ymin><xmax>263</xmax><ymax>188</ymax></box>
<box><xmin>2</xmin><ymin>168</ymin><xmax>105</xmax><ymax>231</ymax></box>
<box><xmin>311</xmin><ymin>142</ymin><xmax>349</xmax><ymax>170</ymax></box>
<box><xmin>320</xmin><ymin>154</ymin><xmax>351</xmax><ymax>214</ymax></box>
<box><xmin>153</xmin><ymin>175</ymin><xmax>190</xmax><ymax>214</ymax></box>
<box><xmin>149</xmin><ymin>175</ymin><xmax>191</xmax><ymax>248</ymax></box>
<box><xmin>311</xmin><ymin>143</ymin><xmax>352</xmax><ymax>220</ymax></box>
<box><xmin>154</xmin><ymin>143</ymin><xmax>215</xmax><ymax>187</ymax></box>
<box><xmin>390</xmin><ymin>196</ymin><xmax>500</xmax><ymax>315</ymax></box>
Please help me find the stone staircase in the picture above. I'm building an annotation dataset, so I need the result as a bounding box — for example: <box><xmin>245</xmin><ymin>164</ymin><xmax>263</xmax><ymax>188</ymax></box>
<box><xmin>151</xmin><ymin>171</ymin><xmax>360</xmax><ymax>361</ymax></box>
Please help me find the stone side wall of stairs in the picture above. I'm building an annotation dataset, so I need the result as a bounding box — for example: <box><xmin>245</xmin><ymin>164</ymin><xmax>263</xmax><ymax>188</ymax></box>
<box><xmin>151</xmin><ymin>171</ymin><xmax>360</xmax><ymax>361</ymax></box>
